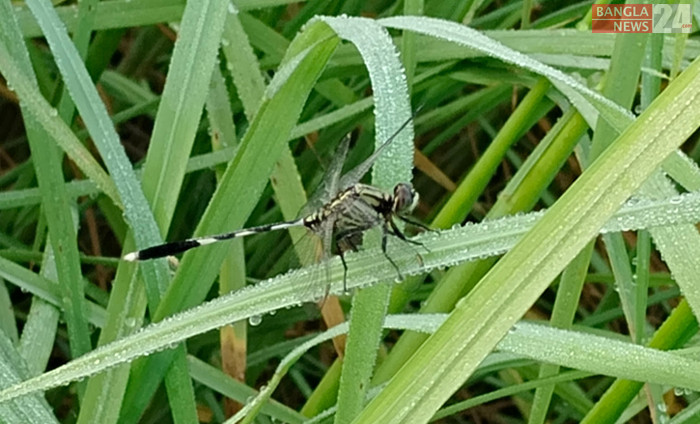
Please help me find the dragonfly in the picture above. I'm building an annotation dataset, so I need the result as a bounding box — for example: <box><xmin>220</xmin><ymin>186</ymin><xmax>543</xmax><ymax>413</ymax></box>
<box><xmin>123</xmin><ymin>111</ymin><xmax>429</xmax><ymax>293</ymax></box>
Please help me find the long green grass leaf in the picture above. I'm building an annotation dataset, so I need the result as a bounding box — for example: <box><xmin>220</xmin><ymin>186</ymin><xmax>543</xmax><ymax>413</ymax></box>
<box><xmin>352</xmin><ymin>53</ymin><xmax>700</xmax><ymax>424</ymax></box>
<box><xmin>315</xmin><ymin>16</ymin><xmax>413</xmax><ymax>424</ymax></box>
<box><xmin>2</xmin><ymin>0</ymin><xmax>92</xmax><ymax>362</ymax></box>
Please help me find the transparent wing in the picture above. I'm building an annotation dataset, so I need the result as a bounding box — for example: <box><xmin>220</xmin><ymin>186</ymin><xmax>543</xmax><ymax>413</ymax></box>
<box><xmin>302</xmin><ymin>134</ymin><xmax>351</xmax><ymax>216</ymax></box>
<box><xmin>337</xmin><ymin>107</ymin><xmax>420</xmax><ymax>191</ymax></box>
<box><xmin>283</xmin><ymin>217</ymin><xmax>338</xmax><ymax>304</ymax></box>
<box><xmin>318</xmin><ymin>219</ymin><xmax>335</xmax><ymax>299</ymax></box>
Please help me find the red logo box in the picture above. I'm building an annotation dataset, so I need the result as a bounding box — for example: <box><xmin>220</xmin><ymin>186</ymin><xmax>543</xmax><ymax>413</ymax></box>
<box><xmin>592</xmin><ymin>4</ymin><xmax>653</xmax><ymax>33</ymax></box>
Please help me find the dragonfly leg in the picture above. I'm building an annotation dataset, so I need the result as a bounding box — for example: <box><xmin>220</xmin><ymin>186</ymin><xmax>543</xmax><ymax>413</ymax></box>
<box><xmin>389</xmin><ymin>218</ymin><xmax>430</xmax><ymax>254</ymax></box>
<box><xmin>382</xmin><ymin>224</ymin><xmax>404</xmax><ymax>281</ymax></box>
<box><xmin>397</xmin><ymin>215</ymin><xmax>436</xmax><ymax>233</ymax></box>
<box><xmin>388</xmin><ymin>219</ymin><xmax>427</xmax><ymax>268</ymax></box>
<box><xmin>337</xmin><ymin>233</ymin><xmax>364</xmax><ymax>293</ymax></box>
<box><xmin>335</xmin><ymin>240</ymin><xmax>350</xmax><ymax>293</ymax></box>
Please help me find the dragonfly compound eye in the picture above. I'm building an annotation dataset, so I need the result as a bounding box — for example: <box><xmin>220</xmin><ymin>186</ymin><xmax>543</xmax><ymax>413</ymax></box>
<box><xmin>393</xmin><ymin>183</ymin><xmax>419</xmax><ymax>215</ymax></box>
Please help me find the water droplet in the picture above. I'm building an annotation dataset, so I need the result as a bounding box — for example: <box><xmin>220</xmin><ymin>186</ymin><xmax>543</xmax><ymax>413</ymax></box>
<box><xmin>248</xmin><ymin>315</ymin><xmax>262</xmax><ymax>326</ymax></box>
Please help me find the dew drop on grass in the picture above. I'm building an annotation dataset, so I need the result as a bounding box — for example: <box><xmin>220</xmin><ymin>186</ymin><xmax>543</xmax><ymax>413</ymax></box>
<box><xmin>674</xmin><ymin>387</ymin><xmax>694</xmax><ymax>396</ymax></box>
<box><xmin>248</xmin><ymin>315</ymin><xmax>262</xmax><ymax>326</ymax></box>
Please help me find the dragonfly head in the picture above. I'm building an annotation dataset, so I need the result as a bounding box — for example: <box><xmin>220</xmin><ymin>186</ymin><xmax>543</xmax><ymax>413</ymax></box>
<box><xmin>392</xmin><ymin>183</ymin><xmax>419</xmax><ymax>216</ymax></box>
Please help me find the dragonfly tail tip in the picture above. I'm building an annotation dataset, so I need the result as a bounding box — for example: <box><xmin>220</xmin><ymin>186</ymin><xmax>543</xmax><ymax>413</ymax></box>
<box><xmin>123</xmin><ymin>251</ymin><xmax>139</xmax><ymax>262</ymax></box>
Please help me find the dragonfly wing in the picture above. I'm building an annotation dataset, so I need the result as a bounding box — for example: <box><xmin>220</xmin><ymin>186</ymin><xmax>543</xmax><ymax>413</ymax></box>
<box><xmin>289</xmin><ymin>216</ymin><xmax>337</xmax><ymax>303</ymax></box>
<box><xmin>319</xmin><ymin>218</ymin><xmax>335</xmax><ymax>299</ymax></box>
<box><xmin>337</xmin><ymin>108</ymin><xmax>419</xmax><ymax>191</ymax></box>
<box><xmin>302</xmin><ymin>134</ymin><xmax>351</xmax><ymax>216</ymax></box>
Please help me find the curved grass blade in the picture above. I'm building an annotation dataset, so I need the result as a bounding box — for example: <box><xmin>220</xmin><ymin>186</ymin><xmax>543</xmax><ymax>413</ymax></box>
<box><xmin>5</xmin><ymin>309</ymin><xmax>700</xmax><ymax>413</ymax></box>
<box><xmin>4</xmin><ymin>190</ymin><xmax>700</xmax><ymax>404</ymax></box>
<box><xmin>117</xmin><ymin>19</ymin><xmax>342</xmax><ymax>420</ymax></box>
<box><xmin>1</xmin><ymin>1</ymin><xmax>91</xmax><ymax>363</ymax></box>
<box><xmin>313</xmin><ymin>16</ymin><xmax>413</xmax><ymax>423</ymax></box>
<box><xmin>379</xmin><ymin>16</ymin><xmax>633</xmax><ymax>131</ymax></box>
<box><xmin>351</xmin><ymin>52</ymin><xmax>700</xmax><ymax>424</ymax></box>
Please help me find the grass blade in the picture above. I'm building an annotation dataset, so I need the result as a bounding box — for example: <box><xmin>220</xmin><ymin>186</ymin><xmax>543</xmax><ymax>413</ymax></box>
<box><xmin>352</xmin><ymin>54</ymin><xmax>700</xmax><ymax>424</ymax></box>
